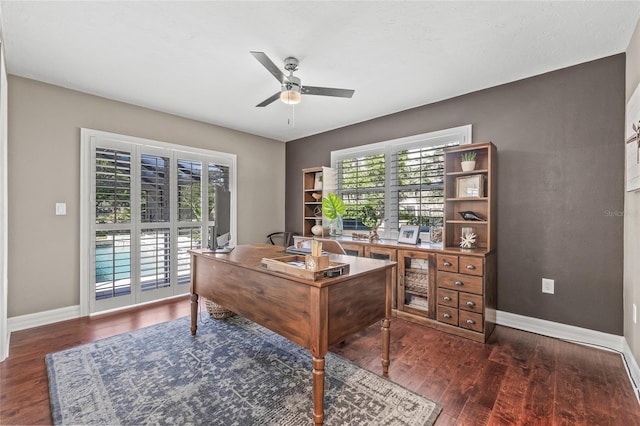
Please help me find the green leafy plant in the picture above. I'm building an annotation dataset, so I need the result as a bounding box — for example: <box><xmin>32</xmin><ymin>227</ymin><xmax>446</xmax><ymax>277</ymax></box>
<box><xmin>461</xmin><ymin>151</ymin><xmax>477</xmax><ymax>162</ymax></box>
<box><xmin>322</xmin><ymin>192</ymin><xmax>345</xmax><ymax>219</ymax></box>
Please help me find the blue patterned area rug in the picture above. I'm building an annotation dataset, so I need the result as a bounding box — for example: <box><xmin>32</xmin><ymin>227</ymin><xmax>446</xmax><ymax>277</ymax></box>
<box><xmin>46</xmin><ymin>315</ymin><xmax>441</xmax><ymax>425</ymax></box>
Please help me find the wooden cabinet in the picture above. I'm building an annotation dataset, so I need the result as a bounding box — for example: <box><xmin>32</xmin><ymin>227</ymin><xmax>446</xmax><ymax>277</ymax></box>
<box><xmin>365</xmin><ymin>245</ymin><xmax>397</xmax><ymax>312</ymax></box>
<box><xmin>340</xmin><ymin>241</ymin><xmax>365</xmax><ymax>257</ymax></box>
<box><xmin>435</xmin><ymin>252</ymin><xmax>496</xmax><ymax>341</ymax></box>
<box><xmin>298</xmin><ymin>151</ymin><xmax>497</xmax><ymax>342</ymax></box>
<box><xmin>443</xmin><ymin>142</ymin><xmax>496</xmax><ymax>251</ymax></box>
<box><xmin>397</xmin><ymin>250</ymin><xmax>436</xmax><ymax>319</ymax></box>
<box><xmin>302</xmin><ymin>167</ymin><xmax>323</xmax><ymax>237</ymax></box>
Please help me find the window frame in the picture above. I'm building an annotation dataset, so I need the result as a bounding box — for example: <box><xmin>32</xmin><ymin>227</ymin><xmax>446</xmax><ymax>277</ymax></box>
<box><xmin>80</xmin><ymin>129</ymin><xmax>237</xmax><ymax>316</ymax></box>
<box><xmin>330</xmin><ymin>125</ymin><xmax>471</xmax><ymax>239</ymax></box>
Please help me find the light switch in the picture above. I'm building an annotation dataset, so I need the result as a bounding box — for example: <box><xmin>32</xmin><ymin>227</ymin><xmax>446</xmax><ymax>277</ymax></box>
<box><xmin>55</xmin><ymin>202</ymin><xmax>67</xmax><ymax>216</ymax></box>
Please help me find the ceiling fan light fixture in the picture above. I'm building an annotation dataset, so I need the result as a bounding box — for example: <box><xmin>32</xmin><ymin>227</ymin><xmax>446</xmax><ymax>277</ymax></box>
<box><xmin>280</xmin><ymin>79</ymin><xmax>302</xmax><ymax>105</ymax></box>
<box><xmin>280</xmin><ymin>88</ymin><xmax>301</xmax><ymax>105</ymax></box>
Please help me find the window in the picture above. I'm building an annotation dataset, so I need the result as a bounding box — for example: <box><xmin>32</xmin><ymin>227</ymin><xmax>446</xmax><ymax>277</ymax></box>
<box><xmin>331</xmin><ymin>125</ymin><xmax>471</xmax><ymax>239</ymax></box>
<box><xmin>81</xmin><ymin>129</ymin><xmax>236</xmax><ymax>315</ymax></box>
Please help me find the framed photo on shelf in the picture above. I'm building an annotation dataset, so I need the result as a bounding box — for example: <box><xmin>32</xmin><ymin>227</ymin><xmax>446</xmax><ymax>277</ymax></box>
<box><xmin>456</xmin><ymin>175</ymin><xmax>484</xmax><ymax>198</ymax></box>
<box><xmin>398</xmin><ymin>225</ymin><xmax>420</xmax><ymax>244</ymax></box>
<box><xmin>314</xmin><ymin>172</ymin><xmax>323</xmax><ymax>190</ymax></box>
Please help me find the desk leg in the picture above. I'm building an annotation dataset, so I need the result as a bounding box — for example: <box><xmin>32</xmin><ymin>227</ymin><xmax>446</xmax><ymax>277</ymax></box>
<box><xmin>312</xmin><ymin>356</ymin><xmax>325</xmax><ymax>426</ymax></box>
<box><xmin>381</xmin><ymin>318</ymin><xmax>390</xmax><ymax>375</ymax></box>
<box><xmin>190</xmin><ymin>293</ymin><xmax>198</xmax><ymax>336</ymax></box>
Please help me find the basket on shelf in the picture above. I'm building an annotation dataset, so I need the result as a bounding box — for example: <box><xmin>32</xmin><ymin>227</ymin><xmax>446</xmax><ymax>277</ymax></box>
<box><xmin>405</xmin><ymin>271</ymin><xmax>429</xmax><ymax>294</ymax></box>
<box><xmin>205</xmin><ymin>298</ymin><xmax>235</xmax><ymax>319</ymax></box>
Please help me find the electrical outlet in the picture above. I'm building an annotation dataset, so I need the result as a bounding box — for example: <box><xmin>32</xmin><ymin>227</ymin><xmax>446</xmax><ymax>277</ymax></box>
<box><xmin>55</xmin><ymin>202</ymin><xmax>66</xmax><ymax>216</ymax></box>
<box><xmin>634</xmin><ymin>304</ymin><xmax>637</xmax><ymax>324</ymax></box>
<box><xmin>542</xmin><ymin>278</ymin><xmax>554</xmax><ymax>294</ymax></box>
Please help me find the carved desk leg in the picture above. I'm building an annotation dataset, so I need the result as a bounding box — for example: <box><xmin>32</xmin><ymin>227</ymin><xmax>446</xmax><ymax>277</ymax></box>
<box><xmin>190</xmin><ymin>293</ymin><xmax>198</xmax><ymax>336</ymax></box>
<box><xmin>312</xmin><ymin>356</ymin><xmax>325</xmax><ymax>426</ymax></box>
<box><xmin>381</xmin><ymin>317</ymin><xmax>390</xmax><ymax>374</ymax></box>
<box><xmin>381</xmin><ymin>267</ymin><xmax>392</xmax><ymax>375</ymax></box>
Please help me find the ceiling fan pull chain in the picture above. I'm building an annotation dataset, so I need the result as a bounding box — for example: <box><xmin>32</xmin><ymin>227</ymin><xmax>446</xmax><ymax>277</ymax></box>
<box><xmin>288</xmin><ymin>105</ymin><xmax>296</xmax><ymax>128</ymax></box>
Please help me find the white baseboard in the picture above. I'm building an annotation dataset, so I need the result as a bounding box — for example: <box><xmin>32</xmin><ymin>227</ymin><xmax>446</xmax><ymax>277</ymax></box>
<box><xmin>496</xmin><ymin>310</ymin><xmax>640</xmax><ymax>403</ymax></box>
<box><xmin>622</xmin><ymin>338</ymin><xmax>640</xmax><ymax>402</ymax></box>
<box><xmin>7</xmin><ymin>304</ymin><xmax>80</xmax><ymax>333</ymax></box>
<box><xmin>1</xmin><ymin>329</ymin><xmax>8</xmax><ymax>362</ymax></box>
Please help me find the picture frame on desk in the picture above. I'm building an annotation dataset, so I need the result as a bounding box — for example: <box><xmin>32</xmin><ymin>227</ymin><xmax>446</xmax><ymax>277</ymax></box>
<box><xmin>456</xmin><ymin>174</ymin><xmax>484</xmax><ymax>198</ymax></box>
<box><xmin>398</xmin><ymin>225</ymin><xmax>420</xmax><ymax>244</ymax></box>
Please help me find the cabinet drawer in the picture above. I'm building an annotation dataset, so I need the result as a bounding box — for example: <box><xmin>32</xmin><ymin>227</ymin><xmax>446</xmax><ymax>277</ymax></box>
<box><xmin>459</xmin><ymin>256</ymin><xmax>484</xmax><ymax>276</ymax></box>
<box><xmin>437</xmin><ymin>254</ymin><xmax>458</xmax><ymax>272</ymax></box>
<box><xmin>437</xmin><ymin>305</ymin><xmax>459</xmax><ymax>326</ymax></box>
<box><xmin>437</xmin><ymin>288</ymin><xmax>458</xmax><ymax>308</ymax></box>
<box><xmin>459</xmin><ymin>311</ymin><xmax>483</xmax><ymax>333</ymax></box>
<box><xmin>459</xmin><ymin>292</ymin><xmax>483</xmax><ymax>314</ymax></box>
<box><xmin>437</xmin><ymin>271</ymin><xmax>483</xmax><ymax>294</ymax></box>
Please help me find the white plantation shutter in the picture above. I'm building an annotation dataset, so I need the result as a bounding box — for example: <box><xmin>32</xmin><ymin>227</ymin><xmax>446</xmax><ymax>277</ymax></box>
<box><xmin>83</xmin><ymin>129</ymin><xmax>236</xmax><ymax>314</ymax></box>
<box><xmin>331</xmin><ymin>126</ymin><xmax>471</xmax><ymax>239</ymax></box>
<box><xmin>336</xmin><ymin>153</ymin><xmax>386</xmax><ymax>232</ymax></box>
<box><xmin>391</xmin><ymin>143</ymin><xmax>450</xmax><ymax>231</ymax></box>
<box><xmin>94</xmin><ymin>147</ymin><xmax>133</xmax><ymax>303</ymax></box>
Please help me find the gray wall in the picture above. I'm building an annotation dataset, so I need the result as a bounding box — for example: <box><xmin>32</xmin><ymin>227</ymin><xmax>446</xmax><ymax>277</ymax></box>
<box><xmin>8</xmin><ymin>76</ymin><xmax>286</xmax><ymax>317</ymax></box>
<box><xmin>286</xmin><ymin>54</ymin><xmax>625</xmax><ymax>335</ymax></box>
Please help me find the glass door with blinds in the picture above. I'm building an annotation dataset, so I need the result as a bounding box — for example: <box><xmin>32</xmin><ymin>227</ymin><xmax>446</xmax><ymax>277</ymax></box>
<box><xmin>85</xmin><ymin>130</ymin><xmax>235</xmax><ymax>314</ymax></box>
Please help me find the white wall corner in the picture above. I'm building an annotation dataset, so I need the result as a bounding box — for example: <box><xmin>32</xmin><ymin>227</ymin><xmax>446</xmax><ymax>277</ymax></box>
<box><xmin>7</xmin><ymin>305</ymin><xmax>80</xmax><ymax>333</ymax></box>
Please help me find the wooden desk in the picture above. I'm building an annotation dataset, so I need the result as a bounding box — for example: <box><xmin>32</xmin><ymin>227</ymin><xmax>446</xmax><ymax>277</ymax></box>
<box><xmin>189</xmin><ymin>244</ymin><xmax>395</xmax><ymax>425</ymax></box>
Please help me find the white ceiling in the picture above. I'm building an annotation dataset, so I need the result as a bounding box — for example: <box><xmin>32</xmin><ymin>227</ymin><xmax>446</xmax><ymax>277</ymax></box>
<box><xmin>1</xmin><ymin>1</ymin><xmax>639</xmax><ymax>142</ymax></box>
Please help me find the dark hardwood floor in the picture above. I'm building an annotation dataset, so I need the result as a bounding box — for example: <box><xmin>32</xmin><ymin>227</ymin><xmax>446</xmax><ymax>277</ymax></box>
<box><xmin>1</xmin><ymin>296</ymin><xmax>639</xmax><ymax>425</ymax></box>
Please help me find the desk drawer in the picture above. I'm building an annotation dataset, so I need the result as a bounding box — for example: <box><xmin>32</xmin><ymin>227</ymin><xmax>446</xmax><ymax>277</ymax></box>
<box><xmin>437</xmin><ymin>305</ymin><xmax>458</xmax><ymax>326</ymax></box>
<box><xmin>459</xmin><ymin>256</ymin><xmax>484</xmax><ymax>276</ymax></box>
<box><xmin>459</xmin><ymin>292</ymin><xmax>483</xmax><ymax>314</ymax></box>
<box><xmin>437</xmin><ymin>271</ymin><xmax>483</xmax><ymax>294</ymax></box>
<box><xmin>437</xmin><ymin>288</ymin><xmax>458</xmax><ymax>308</ymax></box>
<box><xmin>459</xmin><ymin>310</ymin><xmax>483</xmax><ymax>333</ymax></box>
<box><xmin>437</xmin><ymin>254</ymin><xmax>458</xmax><ymax>272</ymax></box>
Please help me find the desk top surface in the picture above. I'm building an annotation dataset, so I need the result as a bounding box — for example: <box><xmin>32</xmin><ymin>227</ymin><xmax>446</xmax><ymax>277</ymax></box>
<box><xmin>190</xmin><ymin>244</ymin><xmax>395</xmax><ymax>287</ymax></box>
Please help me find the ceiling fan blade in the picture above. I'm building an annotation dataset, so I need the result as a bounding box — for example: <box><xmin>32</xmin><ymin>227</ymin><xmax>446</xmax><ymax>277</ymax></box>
<box><xmin>256</xmin><ymin>92</ymin><xmax>281</xmax><ymax>107</ymax></box>
<box><xmin>250</xmin><ymin>51</ymin><xmax>286</xmax><ymax>83</ymax></box>
<box><xmin>302</xmin><ymin>86</ymin><xmax>355</xmax><ymax>98</ymax></box>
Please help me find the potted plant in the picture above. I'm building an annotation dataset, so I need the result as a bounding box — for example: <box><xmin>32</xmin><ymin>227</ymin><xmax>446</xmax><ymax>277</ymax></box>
<box><xmin>460</xmin><ymin>151</ymin><xmax>477</xmax><ymax>172</ymax></box>
<box><xmin>322</xmin><ymin>192</ymin><xmax>345</xmax><ymax>236</ymax></box>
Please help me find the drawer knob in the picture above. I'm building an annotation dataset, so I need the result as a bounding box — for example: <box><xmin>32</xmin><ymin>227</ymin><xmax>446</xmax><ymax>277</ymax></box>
<box><xmin>443</xmin><ymin>296</ymin><xmax>452</xmax><ymax>301</ymax></box>
<box><xmin>443</xmin><ymin>313</ymin><xmax>452</xmax><ymax>319</ymax></box>
<box><xmin>466</xmin><ymin>301</ymin><xmax>475</xmax><ymax>307</ymax></box>
<box><xmin>466</xmin><ymin>319</ymin><xmax>475</xmax><ymax>324</ymax></box>
<box><xmin>454</xmin><ymin>280</ymin><xmax>463</xmax><ymax>286</ymax></box>
<box><xmin>443</xmin><ymin>261</ymin><xmax>452</xmax><ymax>267</ymax></box>
<box><xmin>466</xmin><ymin>264</ymin><xmax>476</xmax><ymax>270</ymax></box>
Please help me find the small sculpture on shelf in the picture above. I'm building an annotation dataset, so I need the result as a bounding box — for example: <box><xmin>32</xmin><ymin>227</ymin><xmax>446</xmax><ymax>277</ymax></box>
<box><xmin>460</xmin><ymin>227</ymin><xmax>477</xmax><ymax>249</ymax></box>
<box><xmin>459</xmin><ymin>211</ymin><xmax>485</xmax><ymax>221</ymax></box>
<box><xmin>359</xmin><ymin>200</ymin><xmax>384</xmax><ymax>242</ymax></box>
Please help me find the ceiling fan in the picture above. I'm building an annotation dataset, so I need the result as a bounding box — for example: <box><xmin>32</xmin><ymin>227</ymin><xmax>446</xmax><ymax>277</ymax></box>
<box><xmin>250</xmin><ymin>51</ymin><xmax>355</xmax><ymax>107</ymax></box>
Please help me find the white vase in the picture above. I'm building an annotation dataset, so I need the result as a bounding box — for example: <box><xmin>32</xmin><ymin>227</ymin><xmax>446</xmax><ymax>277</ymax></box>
<box><xmin>311</xmin><ymin>219</ymin><xmax>323</xmax><ymax>236</ymax></box>
<box><xmin>461</xmin><ymin>160</ymin><xmax>476</xmax><ymax>172</ymax></box>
